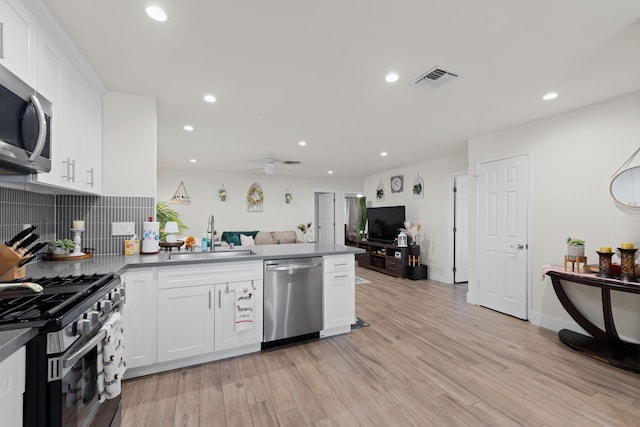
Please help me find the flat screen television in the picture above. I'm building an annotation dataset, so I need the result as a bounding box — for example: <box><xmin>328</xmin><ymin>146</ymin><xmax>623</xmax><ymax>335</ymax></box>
<box><xmin>367</xmin><ymin>206</ymin><xmax>405</xmax><ymax>244</ymax></box>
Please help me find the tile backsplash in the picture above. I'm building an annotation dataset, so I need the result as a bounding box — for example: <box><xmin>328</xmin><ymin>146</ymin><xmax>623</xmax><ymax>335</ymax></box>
<box><xmin>0</xmin><ymin>188</ymin><xmax>56</xmax><ymax>244</ymax></box>
<box><xmin>0</xmin><ymin>188</ymin><xmax>154</xmax><ymax>255</ymax></box>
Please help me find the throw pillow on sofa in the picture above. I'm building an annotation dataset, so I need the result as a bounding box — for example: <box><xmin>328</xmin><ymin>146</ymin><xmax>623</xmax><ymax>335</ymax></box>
<box><xmin>240</xmin><ymin>234</ymin><xmax>255</xmax><ymax>246</ymax></box>
<box><xmin>221</xmin><ymin>231</ymin><xmax>259</xmax><ymax>245</ymax></box>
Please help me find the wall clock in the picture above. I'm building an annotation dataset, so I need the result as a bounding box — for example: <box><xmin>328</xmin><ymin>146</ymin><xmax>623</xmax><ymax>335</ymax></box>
<box><xmin>391</xmin><ymin>175</ymin><xmax>404</xmax><ymax>193</ymax></box>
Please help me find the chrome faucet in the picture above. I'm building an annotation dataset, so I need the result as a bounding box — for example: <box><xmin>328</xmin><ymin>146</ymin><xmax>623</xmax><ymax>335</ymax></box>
<box><xmin>207</xmin><ymin>214</ymin><xmax>215</xmax><ymax>252</ymax></box>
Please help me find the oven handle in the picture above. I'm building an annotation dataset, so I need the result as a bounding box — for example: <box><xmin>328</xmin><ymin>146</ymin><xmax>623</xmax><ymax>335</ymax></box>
<box><xmin>62</xmin><ymin>329</ymin><xmax>106</xmax><ymax>369</ymax></box>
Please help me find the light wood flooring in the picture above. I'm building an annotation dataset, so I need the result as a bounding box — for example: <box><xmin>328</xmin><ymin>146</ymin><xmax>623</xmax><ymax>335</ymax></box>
<box><xmin>121</xmin><ymin>267</ymin><xmax>640</xmax><ymax>426</ymax></box>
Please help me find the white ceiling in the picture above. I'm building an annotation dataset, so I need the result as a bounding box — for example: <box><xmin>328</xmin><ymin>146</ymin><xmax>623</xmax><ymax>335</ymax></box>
<box><xmin>42</xmin><ymin>0</ymin><xmax>640</xmax><ymax>179</ymax></box>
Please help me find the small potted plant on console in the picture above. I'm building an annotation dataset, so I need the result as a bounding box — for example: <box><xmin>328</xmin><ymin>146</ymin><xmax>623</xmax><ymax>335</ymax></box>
<box><xmin>566</xmin><ymin>237</ymin><xmax>585</xmax><ymax>258</ymax></box>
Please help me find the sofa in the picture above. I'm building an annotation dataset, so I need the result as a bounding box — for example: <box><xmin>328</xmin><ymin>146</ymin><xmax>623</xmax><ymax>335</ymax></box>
<box><xmin>220</xmin><ymin>230</ymin><xmax>300</xmax><ymax>246</ymax></box>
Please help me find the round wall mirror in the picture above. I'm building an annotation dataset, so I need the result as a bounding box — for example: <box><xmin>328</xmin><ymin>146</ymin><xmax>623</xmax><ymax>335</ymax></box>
<box><xmin>610</xmin><ymin>166</ymin><xmax>640</xmax><ymax>208</ymax></box>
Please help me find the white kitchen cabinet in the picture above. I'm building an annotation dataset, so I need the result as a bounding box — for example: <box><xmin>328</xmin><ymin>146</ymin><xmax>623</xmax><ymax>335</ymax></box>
<box><xmin>82</xmin><ymin>86</ymin><xmax>102</xmax><ymax>193</ymax></box>
<box><xmin>0</xmin><ymin>1</ymin><xmax>104</xmax><ymax>194</ymax></box>
<box><xmin>59</xmin><ymin>62</ymin><xmax>85</xmax><ymax>190</ymax></box>
<box><xmin>34</xmin><ymin>25</ymin><xmax>64</xmax><ymax>187</ymax></box>
<box><xmin>214</xmin><ymin>280</ymin><xmax>263</xmax><ymax>352</ymax></box>
<box><xmin>122</xmin><ymin>268</ymin><xmax>157</xmax><ymax>370</ymax></box>
<box><xmin>322</xmin><ymin>255</ymin><xmax>356</xmax><ymax>337</ymax></box>
<box><xmin>0</xmin><ymin>0</ymin><xmax>37</xmax><ymax>85</ymax></box>
<box><xmin>157</xmin><ymin>284</ymin><xmax>215</xmax><ymax>363</ymax></box>
<box><xmin>0</xmin><ymin>346</ymin><xmax>26</xmax><ymax>426</ymax></box>
<box><xmin>156</xmin><ymin>261</ymin><xmax>263</xmax><ymax>364</ymax></box>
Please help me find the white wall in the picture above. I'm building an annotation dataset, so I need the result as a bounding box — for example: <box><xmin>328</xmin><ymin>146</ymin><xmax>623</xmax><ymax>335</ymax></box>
<box><xmin>468</xmin><ymin>90</ymin><xmax>640</xmax><ymax>342</ymax></box>
<box><xmin>364</xmin><ymin>151</ymin><xmax>468</xmax><ymax>282</ymax></box>
<box><xmin>157</xmin><ymin>168</ymin><xmax>363</xmax><ymax>244</ymax></box>
<box><xmin>102</xmin><ymin>91</ymin><xmax>157</xmax><ymax>196</ymax></box>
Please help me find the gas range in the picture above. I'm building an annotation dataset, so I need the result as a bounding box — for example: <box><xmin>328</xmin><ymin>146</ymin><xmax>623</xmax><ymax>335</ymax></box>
<box><xmin>0</xmin><ymin>273</ymin><xmax>124</xmax><ymax>427</ymax></box>
<box><xmin>0</xmin><ymin>274</ymin><xmax>120</xmax><ymax>333</ymax></box>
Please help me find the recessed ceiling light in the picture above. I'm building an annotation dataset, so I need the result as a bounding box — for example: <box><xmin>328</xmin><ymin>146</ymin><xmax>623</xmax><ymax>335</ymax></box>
<box><xmin>189</xmin><ymin>159</ymin><xmax>196</xmax><ymax>163</ymax></box>
<box><xmin>145</xmin><ymin>6</ymin><xmax>167</xmax><ymax>22</ymax></box>
<box><xmin>380</xmin><ymin>152</ymin><xmax>388</xmax><ymax>157</ymax></box>
<box><xmin>203</xmin><ymin>94</ymin><xmax>216</xmax><ymax>103</ymax></box>
<box><xmin>385</xmin><ymin>72</ymin><xmax>399</xmax><ymax>83</ymax></box>
<box><xmin>298</xmin><ymin>141</ymin><xmax>307</xmax><ymax>146</ymax></box>
<box><xmin>542</xmin><ymin>92</ymin><xmax>558</xmax><ymax>101</ymax></box>
<box><xmin>184</xmin><ymin>125</ymin><xmax>194</xmax><ymax>131</ymax></box>
<box><xmin>328</xmin><ymin>170</ymin><xmax>334</xmax><ymax>174</ymax></box>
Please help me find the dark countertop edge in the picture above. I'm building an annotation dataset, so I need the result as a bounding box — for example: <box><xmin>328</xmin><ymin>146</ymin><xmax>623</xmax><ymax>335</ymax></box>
<box><xmin>0</xmin><ymin>328</ymin><xmax>37</xmax><ymax>363</ymax></box>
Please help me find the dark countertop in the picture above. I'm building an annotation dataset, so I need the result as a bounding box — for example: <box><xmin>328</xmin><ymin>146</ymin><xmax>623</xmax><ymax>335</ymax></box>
<box><xmin>0</xmin><ymin>328</ymin><xmax>37</xmax><ymax>363</ymax></box>
<box><xmin>1</xmin><ymin>243</ymin><xmax>363</xmax><ymax>362</ymax></box>
<box><xmin>24</xmin><ymin>243</ymin><xmax>363</xmax><ymax>277</ymax></box>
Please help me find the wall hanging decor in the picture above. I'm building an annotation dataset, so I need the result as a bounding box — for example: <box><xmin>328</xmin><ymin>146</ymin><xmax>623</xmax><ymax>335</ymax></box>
<box><xmin>391</xmin><ymin>175</ymin><xmax>404</xmax><ymax>193</ymax></box>
<box><xmin>171</xmin><ymin>181</ymin><xmax>191</xmax><ymax>204</ymax></box>
<box><xmin>376</xmin><ymin>181</ymin><xmax>385</xmax><ymax>201</ymax></box>
<box><xmin>247</xmin><ymin>182</ymin><xmax>264</xmax><ymax>212</ymax></box>
<box><xmin>285</xmin><ymin>189</ymin><xmax>293</xmax><ymax>204</ymax></box>
<box><xmin>218</xmin><ymin>185</ymin><xmax>227</xmax><ymax>201</ymax></box>
<box><xmin>413</xmin><ymin>174</ymin><xmax>424</xmax><ymax>199</ymax></box>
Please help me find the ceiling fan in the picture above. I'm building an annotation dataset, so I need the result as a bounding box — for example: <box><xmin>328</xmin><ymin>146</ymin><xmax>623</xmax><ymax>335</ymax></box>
<box><xmin>248</xmin><ymin>158</ymin><xmax>301</xmax><ymax>175</ymax></box>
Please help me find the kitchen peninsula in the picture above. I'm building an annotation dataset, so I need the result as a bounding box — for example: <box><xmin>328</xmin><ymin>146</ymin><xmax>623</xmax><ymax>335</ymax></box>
<box><xmin>24</xmin><ymin>243</ymin><xmax>363</xmax><ymax>378</ymax></box>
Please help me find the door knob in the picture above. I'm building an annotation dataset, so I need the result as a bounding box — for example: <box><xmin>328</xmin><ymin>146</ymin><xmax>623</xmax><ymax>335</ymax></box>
<box><xmin>510</xmin><ymin>243</ymin><xmax>525</xmax><ymax>250</ymax></box>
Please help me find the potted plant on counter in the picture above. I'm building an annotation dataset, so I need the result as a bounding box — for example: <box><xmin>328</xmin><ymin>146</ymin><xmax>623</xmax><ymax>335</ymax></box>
<box><xmin>566</xmin><ymin>237</ymin><xmax>585</xmax><ymax>258</ymax></box>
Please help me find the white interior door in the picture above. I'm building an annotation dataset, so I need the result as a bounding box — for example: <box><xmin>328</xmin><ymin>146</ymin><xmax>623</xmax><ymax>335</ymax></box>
<box><xmin>477</xmin><ymin>155</ymin><xmax>528</xmax><ymax>319</ymax></box>
<box><xmin>316</xmin><ymin>193</ymin><xmax>335</xmax><ymax>245</ymax></box>
<box><xmin>454</xmin><ymin>175</ymin><xmax>469</xmax><ymax>283</ymax></box>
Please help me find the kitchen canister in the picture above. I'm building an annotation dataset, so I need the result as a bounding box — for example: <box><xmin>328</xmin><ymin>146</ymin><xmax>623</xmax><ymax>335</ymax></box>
<box><xmin>141</xmin><ymin>220</ymin><xmax>160</xmax><ymax>254</ymax></box>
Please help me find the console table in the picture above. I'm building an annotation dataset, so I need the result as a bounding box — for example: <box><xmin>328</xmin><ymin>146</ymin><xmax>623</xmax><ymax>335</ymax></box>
<box><xmin>544</xmin><ymin>267</ymin><xmax>640</xmax><ymax>373</ymax></box>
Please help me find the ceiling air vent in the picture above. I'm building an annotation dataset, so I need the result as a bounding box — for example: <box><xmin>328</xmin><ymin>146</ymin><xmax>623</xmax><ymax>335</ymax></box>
<box><xmin>412</xmin><ymin>66</ymin><xmax>458</xmax><ymax>88</ymax></box>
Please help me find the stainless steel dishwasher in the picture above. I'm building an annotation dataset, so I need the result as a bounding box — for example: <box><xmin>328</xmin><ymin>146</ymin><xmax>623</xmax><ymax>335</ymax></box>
<box><xmin>263</xmin><ymin>257</ymin><xmax>323</xmax><ymax>344</ymax></box>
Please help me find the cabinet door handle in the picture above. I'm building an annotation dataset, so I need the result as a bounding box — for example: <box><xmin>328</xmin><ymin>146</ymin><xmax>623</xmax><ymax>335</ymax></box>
<box><xmin>334</xmin><ymin>274</ymin><xmax>349</xmax><ymax>279</ymax></box>
<box><xmin>209</xmin><ymin>290</ymin><xmax>212</xmax><ymax>310</ymax></box>
<box><xmin>218</xmin><ymin>289</ymin><xmax>221</xmax><ymax>308</ymax></box>
<box><xmin>0</xmin><ymin>23</ymin><xmax>4</xmax><ymax>59</ymax></box>
<box><xmin>335</xmin><ymin>263</ymin><xmax>348</xmax><ymax>266</ymax></box>
<box><xmin>62</xmin><ymin>158</ymin><xmax>70</xmax><ymax>180</ymax></box>
<box><xmin>87</xmin><ymin>168</ymin><xmax>94</xmax><ymax>187</ymax></box>
<box><xmin>70</xmin><ymin>159</ymin><xmax>76</xmax><ymax>182</ymax></box>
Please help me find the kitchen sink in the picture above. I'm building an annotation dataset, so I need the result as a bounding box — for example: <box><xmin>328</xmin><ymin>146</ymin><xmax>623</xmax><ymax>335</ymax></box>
<box><xmin>168</xmin><ymin>249</ymin><xmax>256</xmax><ymax>261</ymax></box>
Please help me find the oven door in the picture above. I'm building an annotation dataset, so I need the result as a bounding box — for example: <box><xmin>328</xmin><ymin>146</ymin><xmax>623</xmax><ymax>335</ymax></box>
<box><xmin>55</xmin><ymin>329</ymin><xmax>120</xmax><ymax>427</ymax></box>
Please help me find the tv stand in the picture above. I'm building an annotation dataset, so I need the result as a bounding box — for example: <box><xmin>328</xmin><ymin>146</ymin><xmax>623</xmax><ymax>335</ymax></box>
<box><xmin>356</xmin><ymin>240</ymin><xmax>408</xmax><ymax>278</ymax></box>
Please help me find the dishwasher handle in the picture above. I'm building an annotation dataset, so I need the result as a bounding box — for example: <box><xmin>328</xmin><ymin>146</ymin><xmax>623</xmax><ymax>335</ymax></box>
<box><xmin>265</xmin><ymin>262</ymin><xmax>322</xmax><ymax>272</ymax></box>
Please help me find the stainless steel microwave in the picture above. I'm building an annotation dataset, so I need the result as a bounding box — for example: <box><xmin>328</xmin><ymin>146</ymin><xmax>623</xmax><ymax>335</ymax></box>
<box><xmin>0</xmin><ymin>63</ymin><xmax>52</xmax><ymax>174</ymax></box>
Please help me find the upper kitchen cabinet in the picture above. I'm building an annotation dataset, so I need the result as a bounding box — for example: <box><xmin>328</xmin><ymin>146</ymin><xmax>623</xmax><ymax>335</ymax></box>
<box><xmin>0</xmin><ymin>0</ymin><xmax>37</xmax><ymax>85</ymax></box>
<box><xmin>82</xmin><ymin>86</ymin><xmax>102</xmax><ymax>193</ymax></box>
<box><xmin>0</xmin><ymin>0</ymin><xmax>105</xmax><ymax>194</ymax></box>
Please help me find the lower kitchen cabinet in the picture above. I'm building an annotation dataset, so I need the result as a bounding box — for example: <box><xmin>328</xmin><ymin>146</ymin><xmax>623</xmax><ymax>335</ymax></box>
<box><xmin>158</xmin><ymin>285</ymin><xmax>214</xmax><ymax>363</ymax></box>
<box><xmin>322</xmin><ymin>255</ymin><xmax>356</xmax><ymax>337</ymax></box>
<box><xmin>122</xmin><ymin>268</ymin><xmax>157</xmax><ymax>369</ymax></box>
<box><xmin>0</xmin><ymin>346</ymin><xmax>26</xmax><ymax>426</ymax></box>
<box><xmin>214</xmin><ymin>280</ymin><xmax>263</xmax><ymax>352</ymax></box>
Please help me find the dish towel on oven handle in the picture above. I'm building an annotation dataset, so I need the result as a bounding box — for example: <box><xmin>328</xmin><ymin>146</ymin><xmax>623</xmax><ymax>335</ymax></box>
<box><xmin>97</xmin><ymin>311</ymin><xmax>126</xmax><ymax>402</ymax></box>
<box><xmin>234</xmin><ymin>286</ymin><xmax>254</xmax><ymax>331</ymax></box>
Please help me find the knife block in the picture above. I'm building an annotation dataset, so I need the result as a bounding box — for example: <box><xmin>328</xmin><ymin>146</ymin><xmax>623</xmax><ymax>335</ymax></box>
<box><xmin>0</xmin><ymin>244</ymin><xmax>26</xmax><ymax>281</ymax></box>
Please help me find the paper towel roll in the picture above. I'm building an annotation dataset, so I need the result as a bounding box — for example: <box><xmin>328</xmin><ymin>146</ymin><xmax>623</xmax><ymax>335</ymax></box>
<box><xmin>141</xmin><ymin>221</ymin><xmax>160</xmax><ymax>254</ymax></box>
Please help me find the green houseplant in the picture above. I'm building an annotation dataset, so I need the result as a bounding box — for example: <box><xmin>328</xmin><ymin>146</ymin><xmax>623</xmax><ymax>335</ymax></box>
<box><xmin>355</xmin><ymin>197</ymin><xmax>367</xmax><ymax>241</ymax></box>
<box><xmin>566</xmin><ymin>236</ymin><xmax>585</xmax><ymax>258</ymax></box>
<box><xmin>156</xmin><ymin>201</ymin><xmax>188</xmax><ymax>241</ymax></box>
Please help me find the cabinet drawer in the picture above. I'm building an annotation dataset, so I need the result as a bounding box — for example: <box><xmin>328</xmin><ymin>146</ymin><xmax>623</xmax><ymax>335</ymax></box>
<box><xmin>0</xmin><ymin>346</ymin><xmax>25</xmax><ymax>415</ymax></box>
<box><xmin>356</xmin><ymin>253</ymin><xmax>370</xmax><ymax>266</ymax></box>
<box><xmin>385</xmin><ymin>258</ymin><xmax>403</xmax><ymax>273</ymax></box>
<box><xmin>323</xmin><ymin>255</ymin><xmax>355</xmax><ymax>273</ymax></box>
<box><xmin>158</xmin><ymin>261</ymin><xmax>262</xmax><ymax>289</ymax></box>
